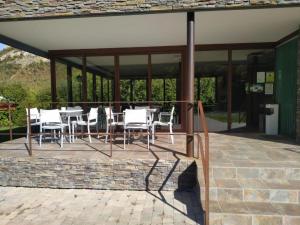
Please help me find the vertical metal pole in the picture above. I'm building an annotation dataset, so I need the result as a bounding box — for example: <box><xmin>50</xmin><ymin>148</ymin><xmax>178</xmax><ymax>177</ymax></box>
<box><xmin>197</xmin><ymin>77</ymin><xmax>200</xmax><ymax>100</ymax></box>
<box><xmin>227</xmin><ymin>49</ymin><xmax>233</xmax><ymax>130</ymax></box>
<box><xmin>92</xmin><ymin>73</ymin><xmax>97</xmax><ymax>102</ymax></box>
<box><xmin>109</xmin><ymin>102</ymin><xmax>112</xmax><ymax>157</ymax></box>
<box><xmin>147</xmin><ymin>54</ymin><xmax>152</xmax><ymax>106</ymax></box>
<box><xmin>82</xmin><ymin>56</ymin><xmax>87</xmax><ymax>110</ymax></box>
<box><xmin>101</xmin><ymin>76</ymin><xmax>104</xmax><ymax>104</ymax></box>
<box><xmin>8</xmin><ymin>103</ymin><xmax>12</xmax><ymax>141</ymax></box>
<box><xmin>107</xmin><ymin>79</ymin><xmax>110</xmax><ymax>102</ymax></box>
<box><xmin>50</xmin><ymin>57</ymin><xmax>57</xmax><ymax>108</ymax></box>
<box><xmin>114</xmin><ymin>55</ymin><xmax>121</xmax><ymax>111</ymax></box>
<box><xmin>67</xmin><ymin>65</ymin><xmax>73</xmax><ymax>106</ymax></box>
<box><xmin>186</xmin><ymin>11</ymin><xmax>195</xmax><ymax>157</ymax></box>
<box><xmin>27</xmin><ymin>106</ymin><xmax>32</xmax><ymax>156</ymax></box>
<box><xmin>130</xmin><ymin>79</ymin><xmax>134</xmax><ymax>102</ymax></box>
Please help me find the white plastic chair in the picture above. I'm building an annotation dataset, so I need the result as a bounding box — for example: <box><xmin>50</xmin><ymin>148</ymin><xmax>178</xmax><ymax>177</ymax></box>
<box><xmin>73</xmin><ymin>107</ymin><xmax>98</xmax><ymax>143</ymax></box>
<box><xmin>26</xmin><ymin>108</ymin><xmax>40</xmax><ymax>142</ymax></box>
<box><xmin>104</xmin><ymin>107</ymin><xmax>123</xmax><ymax>143</ymax></box>
<box><xmin>152</xmin><ymin>106</ymin><xmax>175</xmax><ymax>144</ymax></box>
<box><xmin>123</xmin><ymin>109</ymin><xmax>151</xmax><ymax>150</ymax></box>
<box><xmin>39</xmin><ymin>109</ymin><xmax>68</xmax><ymax>148</ymax></box>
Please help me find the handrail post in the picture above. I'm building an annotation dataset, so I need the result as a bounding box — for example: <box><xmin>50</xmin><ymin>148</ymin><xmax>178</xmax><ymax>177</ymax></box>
<box><xmin>109</xmin><ymin>102</ymin><xmax>112</xmax><ymax>157</ymax></box>
<box><xmin>27</xmin><ymin>106</ymin><xmax>32</xmax><ymax>156</ymax></box>
<box><xmin>197</xmin><ymin>101</ymin><xmax>209</xmax><ymax>225</ymax></box>
<box><xmin>8</xmin><ymin>103</ymin><xmax>12</xmax><ymax>141</ymax></box>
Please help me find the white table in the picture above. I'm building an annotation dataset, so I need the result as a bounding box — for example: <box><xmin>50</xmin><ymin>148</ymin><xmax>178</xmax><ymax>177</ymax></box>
<box><xmin>59</xmin><ymin>109</ymin><xmax>83</xmax><ymax>142</ymax></box>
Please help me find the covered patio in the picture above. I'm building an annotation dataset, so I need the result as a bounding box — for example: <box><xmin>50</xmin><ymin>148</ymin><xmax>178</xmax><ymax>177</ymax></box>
<box><xmin>0</xmin><ymin>7</ymin><xmax>300</xmax><ymax>155</ymax></box>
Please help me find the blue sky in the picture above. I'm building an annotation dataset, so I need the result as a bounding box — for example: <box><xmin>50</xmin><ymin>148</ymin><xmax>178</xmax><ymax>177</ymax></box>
<box><xmin>0</xmin><ymin>43</ymin><xmax>6</xmax><ymax>50</ymax></box>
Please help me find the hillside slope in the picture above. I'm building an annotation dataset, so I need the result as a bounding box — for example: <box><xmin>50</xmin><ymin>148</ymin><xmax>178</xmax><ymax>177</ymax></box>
<box><xmin>0</xmin><ymin>47</ymin><xmax>66</xmax><ymax>92</ymax></box>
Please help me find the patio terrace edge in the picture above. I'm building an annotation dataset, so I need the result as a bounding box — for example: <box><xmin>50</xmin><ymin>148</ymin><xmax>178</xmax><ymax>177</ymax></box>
<box><xmin>0</xmin><ymin>0</ymin><xmax>300</xmax><ymax>21</ymax></box>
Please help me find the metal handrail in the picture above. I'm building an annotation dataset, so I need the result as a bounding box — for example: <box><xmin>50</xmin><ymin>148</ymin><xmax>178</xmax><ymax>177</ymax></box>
<box><xmin>197</xmin><ymin>101</ymin><xmax>209</xmax><ymax>225</ymax></box>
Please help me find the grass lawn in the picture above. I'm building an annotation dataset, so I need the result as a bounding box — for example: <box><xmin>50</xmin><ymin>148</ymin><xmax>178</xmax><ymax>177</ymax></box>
<box><xmin>206</xmin><ymin>112</ymin><xmax>246</xmax><ymax>123</ymax></box>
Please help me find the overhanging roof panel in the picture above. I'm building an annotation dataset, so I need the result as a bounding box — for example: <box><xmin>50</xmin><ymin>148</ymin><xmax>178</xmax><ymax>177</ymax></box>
<box><xmin>0</xmin><ymin>13</ymin><xmax>186</xmax><ymax>51</ymax></box>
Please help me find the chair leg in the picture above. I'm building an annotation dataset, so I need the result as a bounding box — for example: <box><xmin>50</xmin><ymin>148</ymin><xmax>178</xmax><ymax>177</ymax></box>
<box><xmin>170</xmin><ymin>124</ymin><xmax>174</xmax><ymax>144</ymax></box>
<box><xmin>147</xmin><ymin>130</ymin><xmax>150</xmax><ymax>150</ymax></box>
<box><xmin>60</xmin><ymin>128</ymin><xmax>64</xmax><ymax>148</ymax></box>
<box><xmin>88</xmin><ymin>125</ymin><xmax>92</xmax><ymax>143</ymax></box>
<box><xmin>96</xmin><ymin>123</ymin><xmax>99</xmax><ymax>139</ymax></box>
<box><xmin>124</xmin><ymin>129</ymin><xmax>126</xmax><ymax>150</ymax></box>
<box><xmin>39</xmin><ymin>133</ymin><xmax>42</xmax><ymax>147</ymax></box>
<box><xmin>128</xmin><ymin>129</ymin><xmax>130</xmax><ymax>145</ymax></box>
<box><xmin>72</xmin><ymin>123</ymin><xmax>75</xmax><ymax>143</ymax></box>
<box><xmin>152</xmin><ymin>124</ymin><xmax>155</xmax><ymax>144</ymax></box>
<box><xmin>105</xmin><ymin>125</ymin><xmax>109</xmax><ymax>143</ymax></box>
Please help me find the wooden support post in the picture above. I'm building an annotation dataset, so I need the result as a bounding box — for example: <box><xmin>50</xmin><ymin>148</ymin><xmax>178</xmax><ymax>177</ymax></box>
<box><xmin>130</xmin><ymin>79</ymin><xmax>133</xmax><ymax>102</ymax></box>
<box><xmin>107</xmin><ymin>79</ymin><xmax>110</xmax><ymax>102</ymax></box>
<box><xmin>147</xmin><ymin>54</ymin><xmax>152</xmax><ymax>105</ymax></box>
<box><xmin>114</xmin><ymin>55</ymin><xmax>121</xmax><ymax>111</ymax></box>
<box><xmin>67</xmin><ymin>65</ymin><xmax>73</xmax><ymax>105</ymax></box>
<box><xmin>100</xmin><ymin>76</ymin><xmax>104</xmax><ymax>103</ymax></box>
<box><xmin>82</xmin><ymin>56</ymin><xmax>87</xmax><ymax>109</ymax></box>
<box><xmin>50</xmin><ymin>57</ymin><xmax>57</xmax><ymax>108</ymax></box>
<box><xmin>227</xmin><ymin>49</ymin><xmax>233</xmax><ymax>130</ymax></box>
<box><xmin>197</xmin><ymin>76</ymin><xmax>200</xmax><ymax>100</ymax></box>
<box><xmin>186</xmin><ymin>12</ymin><xmax>195</xmax><ymax>157</ymax></box>
<box><xmin>163</xmin><ymin>78</ymin><xmax>166</xmax><ymax>107</ymax></box>
<box><xmin>92</xmin><ymin>73</ymin><xmax>97</xmax><ymax>102</ymax></box>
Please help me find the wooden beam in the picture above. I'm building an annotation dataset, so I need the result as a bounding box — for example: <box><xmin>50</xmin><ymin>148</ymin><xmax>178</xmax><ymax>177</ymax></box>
<box><xmin>50</xmin><ymin>57</ymin><xmax>57</xmax><ymax>108</ymax></box>
<box><xmin>67</xmin><ymin>65</ymin><xmax>73</xmax><ymax>105</ymax></box>
<box><xmin>147</xmin><ymin>54</ymin><xmax>152</xmax><ymax>104</ymax></box>
<box><xmin>82</xmin><ymin>56</ymin><xmax>88</xmax><ymax>107</ymax></box>
<box><xmin>49</xmin><ymin>46</ymin><xmax>185</xmax><ymax>57</ymax></box>
<box><xmin>100</xmin><ymin>76</ymin><xmax>104</xmax><ymax>103</ymax></box>
<box><xmin>130</xmin><ymin>79</ymin><xmax>133</xmax><ymax>102</ymax></box>
<box><xmin>276</xmin><ymin>29</ymin><xmax>300</xmax><ymax>46</ymax></box>
<box><xmin>114</xmin><ymin>56</ymin><xmax>120</xmax><ymax>111</ymax></box>
<box><xmin>186</xmin><ymin>12</ymin><xmax>195</xmax><ymax>157</ymax></box>
<box><xmin>48</xmin><ymin>42</ymin><xmax>275</xmax><ymax>58</ymax></box>
<box><xmin>92</xmin><ymin>73</ymin><xmax>97</xmax><ymax>102</ymax></box>
<box><xmin>196</xmin><ymin>42</ymin><xmax>275</xmax><ymax>51</ymax></box>
<box><xmin>227</xmin><ymin>49</ymin><xmax>233</xmax><ymax>131</ymax></box>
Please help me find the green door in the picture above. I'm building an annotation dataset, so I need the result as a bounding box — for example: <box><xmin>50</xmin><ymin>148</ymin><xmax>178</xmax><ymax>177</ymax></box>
<box><xmin>276</xmin><ymin>38</ymin><xmax>298</xmax><ymax>137</ymax></box>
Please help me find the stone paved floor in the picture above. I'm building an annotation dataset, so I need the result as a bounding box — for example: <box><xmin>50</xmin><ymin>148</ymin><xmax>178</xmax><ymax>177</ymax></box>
<box><xmin>1</xmin><ymin>132</ymin><xmax>300</xmax><ymax>164</ymax></box>
<box><xmin>0</xmin><ymin>187</ymin><xmax>203</xmax><ymax>225</ymax></box>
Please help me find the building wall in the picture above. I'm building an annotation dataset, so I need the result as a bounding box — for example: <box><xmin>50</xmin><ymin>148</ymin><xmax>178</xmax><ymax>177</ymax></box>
<box><xmin>0</xmin><ymin>0</ymin><xmax>300</xmax><ymax>20</ymax></box>
<box><xmin>296</xmin><ymin>30</ymin><xmax>300</xmax><ymax>141</ymax></box>
<box><xmin>276</xmin><ymin>38</ymin><xmax>298</xmax><ymax>138</ymax></box>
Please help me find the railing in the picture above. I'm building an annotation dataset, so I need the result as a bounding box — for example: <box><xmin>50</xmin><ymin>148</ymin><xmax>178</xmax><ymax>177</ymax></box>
<box><xmin>197</xmin><ymin>101</ymin><xmax>210</xmax><ymax>225</ymax></box>
<box><xmin>1</xmin><ymin>100</ymin><xmax>193</xmax><ymax>156</ymax></box>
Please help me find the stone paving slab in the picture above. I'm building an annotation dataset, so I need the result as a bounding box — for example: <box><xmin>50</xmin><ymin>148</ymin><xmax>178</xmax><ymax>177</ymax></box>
<box><xmin>0</xmin><ymin>187</ymin><xmax>203</xmax><ymax>225</ymax></box>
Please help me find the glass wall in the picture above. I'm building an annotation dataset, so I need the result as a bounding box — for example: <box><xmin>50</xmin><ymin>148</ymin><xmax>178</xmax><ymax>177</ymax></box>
<box><xmin>195</xmin><ymin>50</ymin><xmax>228</xmax><ymax>132</ymax></box>
<box><xmin>152</xmin><ymin>53</ymin><xmax>181</xmax><ymax>127</ymax></box>
<box><xmin>120</xmin><ymin>55</ymin><xmax>147</xmax><ymax>108</ymax></box>
<box><xmin>232</xmin><ymin>49</ymin><xmax>275</xmax><ymax>130</ymax></box>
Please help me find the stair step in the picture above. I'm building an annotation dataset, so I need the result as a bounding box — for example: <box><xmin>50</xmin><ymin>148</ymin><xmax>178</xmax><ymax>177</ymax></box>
<box><xmin>200</xmin><ymin>179</ymin><xmax>300</xmax><ymax>204</ymax></box>
<box><xmin>210</xmin><ymin>201</ymin><xmax>300</xmax><ymax>225</ymax></box>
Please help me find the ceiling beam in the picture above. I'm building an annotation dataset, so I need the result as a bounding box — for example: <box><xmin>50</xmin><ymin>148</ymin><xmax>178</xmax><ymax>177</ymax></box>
<box><xmin>276</xmin><ymin>29</ymin><xmax>299</xmax><ymax>46</ymax></box>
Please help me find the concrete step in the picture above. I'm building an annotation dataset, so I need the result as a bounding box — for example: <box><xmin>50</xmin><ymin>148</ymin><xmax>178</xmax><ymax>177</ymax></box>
<box><xmin>210</xmin><ymin>201</ymin><xmax>300</xmax><ymax>225</ymax></box>
<box><xmin>206</xmin><ymin>179</ymin><xmax>300</xmax><ymax>204</ymax></box>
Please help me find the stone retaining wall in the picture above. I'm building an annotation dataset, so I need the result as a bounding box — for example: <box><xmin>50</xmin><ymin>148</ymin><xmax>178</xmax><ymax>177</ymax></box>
<box><xmin>0</xmin><ymin>157</ymin><xmax>197</xmax><ymax>190</ymax></box>
<box><xmin>0</xmin><ymin>0</ymin><xmax>299</xmax><ymax>20</ymax></box>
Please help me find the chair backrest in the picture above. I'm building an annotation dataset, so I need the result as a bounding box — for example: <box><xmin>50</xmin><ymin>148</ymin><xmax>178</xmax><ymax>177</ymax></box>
<box><xmin>135</xmin><ymin>106</ymin><xmax>150</xmax><ymax>110</ymax></box>
<box><xmin>40</xmin><ymin>109</ymin><xmax>61</xmax><ymax>124</ymax></box>
<box><xmin>26</xmin><ymin>108</ymin><xmax>39</xmax><ymax>119</ymax></box>
<box><xmin>170</xmin><ymin>106</ymin><xmax>175</xmax><ymax>123</ymax></box>
<box><xmin>124</xmin><ymin>109</ymin><xmax>147</xmax><ymax>125</ymax></box>
<box><xmin>105</xmin><ymin>107</ymin><xmax>114</xmax><ymax>122</ymax></box>
<box><xmin>88</xmin><ymin>108</ymin><xmax>98</xmax><ymax>121</ymax></box>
